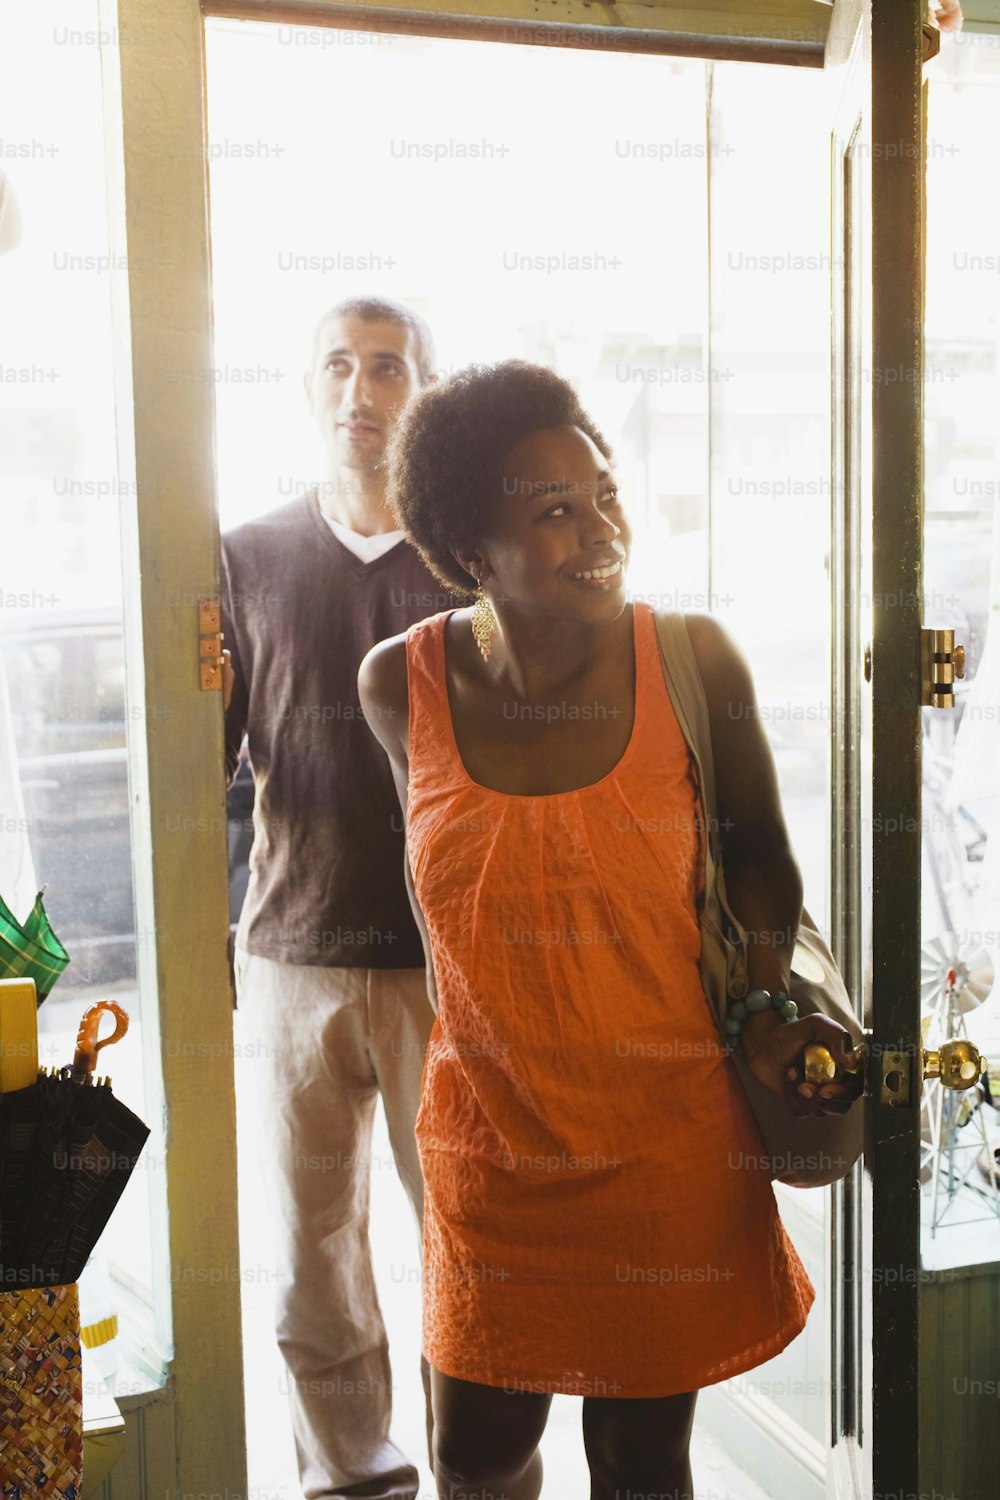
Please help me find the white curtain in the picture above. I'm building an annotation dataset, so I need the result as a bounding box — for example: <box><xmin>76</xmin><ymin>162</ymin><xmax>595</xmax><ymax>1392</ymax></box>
<box><xmin>0</xmin><ymin>170</ymin><xmax>36</xmax><ymax>920</ymax></box>
<box><xmin>0</xmin><ymin>652</ymin><xmax>37</xmax><ymax>922</ymax></box>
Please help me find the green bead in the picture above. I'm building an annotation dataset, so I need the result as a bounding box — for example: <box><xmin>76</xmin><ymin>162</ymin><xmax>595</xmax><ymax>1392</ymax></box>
<box><xmin>729</xmin><ymin>1000</ymin><xmax>748</xmax><ymax>1020</ymax></box>
<box><xmin>779</xmin><ymin>1000</ymin><xmax>798</xmax><ymax>1020</ymax></box>
<box><xmin>725</xmin><ymin>1016</ymin><xmax>743</xmax><ymax>1035</ymax></box>
<box><xmin>746</xmin><ymin>989</ymin><xmax>771</xmax><ymax>1013</ymax></box>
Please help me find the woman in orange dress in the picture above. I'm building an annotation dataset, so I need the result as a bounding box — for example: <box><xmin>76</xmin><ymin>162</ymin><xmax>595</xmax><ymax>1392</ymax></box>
<box><xmin>359</xmin><ymin>361</ymin><xmax>859</xmax><ymax>1500</ymax></box>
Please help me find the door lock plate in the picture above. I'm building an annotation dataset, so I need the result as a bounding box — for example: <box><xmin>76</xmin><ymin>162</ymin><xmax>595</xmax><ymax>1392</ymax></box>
<box><xmin>879</xmin><ymin>1049</ymin><xmax>912</xmax><ymax>1109</ymax></box>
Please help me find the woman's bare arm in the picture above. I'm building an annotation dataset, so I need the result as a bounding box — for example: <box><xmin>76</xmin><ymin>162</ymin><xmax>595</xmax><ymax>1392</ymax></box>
<box><xmin>358</xmin><ymin>634</ymin><xmax>438</xmax><ymax>1013</ymax></box>
<box><xmin>686</xmin><ymin>614</ymin><xmax>803</xmax><ymax>999</ymax></box>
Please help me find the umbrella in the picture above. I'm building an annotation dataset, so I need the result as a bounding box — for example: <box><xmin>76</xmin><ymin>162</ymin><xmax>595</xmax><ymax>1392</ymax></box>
<box><xmin>0</xmin><ymin>1000</ymin><xmax>149</xmax><ymax>1290</ymax></box>
<box><xmin>0</xmin><ymin>889</ymin><xmax>70</xmax><ymax>1002</ymax></box>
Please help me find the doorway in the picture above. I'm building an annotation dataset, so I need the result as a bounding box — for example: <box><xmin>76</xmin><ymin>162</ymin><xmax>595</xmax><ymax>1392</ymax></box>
<box><xmin>204</xmin><ymin>19</ymin><xmax>841</xmax><ymax>1496</ymax></box>
<box><xmin>14</xmin><ymin>0</ymin><xmax>989</xmax><ymax>1492</ymax></box>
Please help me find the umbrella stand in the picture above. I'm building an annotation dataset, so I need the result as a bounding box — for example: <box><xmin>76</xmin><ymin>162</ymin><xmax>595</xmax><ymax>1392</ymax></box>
<box><xmin>1</xmin><ymin>977</ymin><xmax>84</xmax><ymax>1497</ymax></box>
<box><xmin>1</xmin><ymin>987</ymin><xmax>148</xmax><ymax>1497</ymax></box>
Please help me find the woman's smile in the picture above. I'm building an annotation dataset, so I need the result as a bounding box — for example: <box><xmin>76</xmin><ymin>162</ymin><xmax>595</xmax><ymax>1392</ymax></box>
<box><xmin>566</xmin><ymin>556</ymin><xmax>627</xmax><ymax>589</ymax></box>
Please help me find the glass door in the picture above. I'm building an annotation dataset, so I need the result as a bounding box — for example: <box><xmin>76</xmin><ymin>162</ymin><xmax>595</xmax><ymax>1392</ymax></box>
<box><xmin>830</xmin><ymin>3</ymin><xmax>936</xmax><ymax>1494</ymax></box>
<box><xmin>917</xmin><ymin>28</ymin><xmax>1000</xmax><ymax>1497</ymax></box>
<box><xmin>698</xmin><ymin>56</ymin><xmax>844</xmax><ymax>1500</ymax></box>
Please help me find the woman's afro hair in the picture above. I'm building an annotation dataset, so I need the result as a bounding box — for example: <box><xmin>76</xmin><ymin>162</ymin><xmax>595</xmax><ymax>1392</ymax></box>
<box><xmin>387</xmin><ymin>359</ymin><xmax>613</xmax><ymax>600</ymax></box>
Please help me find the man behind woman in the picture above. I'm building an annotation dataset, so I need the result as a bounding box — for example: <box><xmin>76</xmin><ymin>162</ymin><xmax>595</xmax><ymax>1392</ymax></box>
<box><xmin>224</xmin><ymin>296</ymin><xmax>446</xmax><ymax>1498</ymax></box>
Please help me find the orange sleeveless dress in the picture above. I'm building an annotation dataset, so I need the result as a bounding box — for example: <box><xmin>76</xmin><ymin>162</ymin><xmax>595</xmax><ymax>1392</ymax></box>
<box><xmin>405</xmin><ymin>602</ymin><xmax>814</xmax><ymax>1398</ymax></box>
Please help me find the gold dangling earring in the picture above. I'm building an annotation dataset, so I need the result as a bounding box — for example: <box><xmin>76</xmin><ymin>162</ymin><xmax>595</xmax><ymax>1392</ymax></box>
<box><xmin>471</xmin><ymin>584</ymin><xmax>497</xmax><ymax>662</ymax></box>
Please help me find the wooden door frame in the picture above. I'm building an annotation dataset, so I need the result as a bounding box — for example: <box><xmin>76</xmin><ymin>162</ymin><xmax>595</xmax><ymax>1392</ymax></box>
<box><xmin>99</xmin><ymin>1</ymin><xmax>246</xmax><ymax>1491</ymax></box>
<box><xmin>203</xmin><ymin>0</ymin><xmax>833</xmax><ymax>66</ymax></box>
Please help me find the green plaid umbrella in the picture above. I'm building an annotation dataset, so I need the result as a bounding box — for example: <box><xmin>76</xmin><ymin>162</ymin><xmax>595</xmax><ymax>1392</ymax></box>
<box><xmin>0</xmin><ymin>889</ymin><xmax>70</xmax><ymax>1001</ymax></box>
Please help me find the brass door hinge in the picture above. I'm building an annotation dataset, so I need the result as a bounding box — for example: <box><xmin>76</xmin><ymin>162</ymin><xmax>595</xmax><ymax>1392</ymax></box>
<box><xmin>199</xmin><ymin>599</ymin><xmax>223</xmax><ymax>691</ymax></box>
<box><xmin>922</xmin><ymin>22</ymin><xmax>941</xmax><ymax>66</ymax></box>
<box><xmin>920</xmin><ymin>627</ymin><xmax>965</xmax><ymax>708</ymax></box>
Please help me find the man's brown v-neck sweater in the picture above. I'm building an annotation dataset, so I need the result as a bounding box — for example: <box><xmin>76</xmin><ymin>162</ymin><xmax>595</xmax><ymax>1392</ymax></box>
<box><xmin>222</xmin><ymin>490</ymin><xmax>452</xmax><ymax>968</ymax></box>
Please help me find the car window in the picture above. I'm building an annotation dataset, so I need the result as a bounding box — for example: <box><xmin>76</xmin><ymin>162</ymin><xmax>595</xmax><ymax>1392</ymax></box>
<box><xmin>1</xmin><ymin>626</ymin><xmax>126</xmax><ymax>757</ymax></box>
<box><xmin>94</xmin><ymin>635</ymin><xmax>127</xmax><ymax>729</ymax></box>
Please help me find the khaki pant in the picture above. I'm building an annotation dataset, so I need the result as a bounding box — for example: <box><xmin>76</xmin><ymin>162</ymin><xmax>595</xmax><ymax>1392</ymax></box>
<box><xmin>235</xmin><ymin>951</ymin><xmax>435</xmax><ymax>1499</ymax></box>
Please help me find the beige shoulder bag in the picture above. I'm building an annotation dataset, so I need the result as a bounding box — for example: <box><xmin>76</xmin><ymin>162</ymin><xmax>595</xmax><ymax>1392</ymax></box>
<box><xmin>654</xmin><ymin>610</ymin><xmax>864</xmax><ymax>1188</ymax></box>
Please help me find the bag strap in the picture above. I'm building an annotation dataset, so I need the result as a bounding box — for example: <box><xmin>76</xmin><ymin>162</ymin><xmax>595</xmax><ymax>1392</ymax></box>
<box><xmin>652</xmin><ymin>611</ymin><xmax>723</xmax><ymax>867</ymax></box>
<box><xmin>654</xmin><ymin>610</ymin><xmax>834</xmax><ymax>989</ymax></box>
<box><xmin>653</xmin><ymin>609</ymin><xmax>757</xmax><ymax>950</ymax></box>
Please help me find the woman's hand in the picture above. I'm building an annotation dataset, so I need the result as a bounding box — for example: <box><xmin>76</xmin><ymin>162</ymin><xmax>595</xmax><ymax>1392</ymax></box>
<box><xmin>744</xmin><ymin>1013</ymin><xmax>864</xmax><ymax>1119</ymax></box>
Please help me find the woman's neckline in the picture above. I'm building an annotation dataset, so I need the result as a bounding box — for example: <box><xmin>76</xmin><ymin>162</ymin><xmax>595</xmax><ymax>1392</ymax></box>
<box><xmin>436</xmin><ymin>603</ymin><xmax>644</xmax><ymax>800</ymax></box>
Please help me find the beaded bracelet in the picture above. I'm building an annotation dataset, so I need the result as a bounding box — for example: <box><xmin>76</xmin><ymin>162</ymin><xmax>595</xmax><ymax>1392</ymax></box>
<box><xmin>724</xmin><ymin>988</ymin><xmax>798</xmax><ymax>1056</ymax></box>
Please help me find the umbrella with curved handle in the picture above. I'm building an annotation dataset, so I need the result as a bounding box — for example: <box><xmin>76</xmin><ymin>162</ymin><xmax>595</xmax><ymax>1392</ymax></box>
<box><xmin>71</xmin><ymin>999</ymin><xmax>130</xmax><ymax>1083</ymax></box>
<box><xmin>0</xmin><ymin>997</ymin><xmax>149</xmax><ymax>1289</ymax></box>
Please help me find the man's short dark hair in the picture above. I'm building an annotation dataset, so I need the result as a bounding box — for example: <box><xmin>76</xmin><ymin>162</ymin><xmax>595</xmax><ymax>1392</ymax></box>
<box><xmin>387</xmin><ymin>359</ymin><xmax>613</xmax><ymax>600</ymax></box>
<box><xmin>310</xmin><ymin>296</ymin><xmax>436</xmax><ymax>385</ymax></box>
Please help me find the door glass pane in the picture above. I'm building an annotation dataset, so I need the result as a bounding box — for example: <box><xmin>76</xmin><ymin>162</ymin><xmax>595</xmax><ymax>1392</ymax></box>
<box><xmin>707</xmin><ymin>59</ymin><xmax>836</xmax><ymax>1483</ymax></box>
<box><xmin>0</xmin><ymin>0</ymin><xmax>169</xmax><ymax>1390</ymax></box>
<box><xmin>920</xmin><ymin>34</ymin><xmax>1000</xmax><ymax>1267</ymax></box>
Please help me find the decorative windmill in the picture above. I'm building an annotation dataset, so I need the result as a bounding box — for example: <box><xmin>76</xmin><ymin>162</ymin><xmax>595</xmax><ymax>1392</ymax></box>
<box><xmin>920</xmin><ymin>932</ymin><xmax>998</xmax><ymax>1235</ymax></box>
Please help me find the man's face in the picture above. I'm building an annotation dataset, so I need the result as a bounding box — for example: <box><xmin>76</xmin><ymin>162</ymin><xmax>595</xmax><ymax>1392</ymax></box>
<box><xmin>305</xmin><ymin>314</ymin><xmax>424</xmax><ymax>474</ymax></box>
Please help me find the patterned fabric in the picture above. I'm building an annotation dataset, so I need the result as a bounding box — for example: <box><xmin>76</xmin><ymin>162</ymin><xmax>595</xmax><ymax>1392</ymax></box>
<box><xmin>0</xmin><ymin>1075</ymin><xmax>148</xmax><ymax>1290</ymax></box>
<box><xmin>404</xmin><ymin>602</ymin><xmax>815</xmax><ymax>1398</ymax></box>
<box><xmin>0</xmin><ymin>1282</ymin><xmax>82</xmax><ymax>1497</ymax></box>
<box><xmin>0</xmin><ymin>893</ymin><xmax>69</xmax><ymax>1003</ymax></box>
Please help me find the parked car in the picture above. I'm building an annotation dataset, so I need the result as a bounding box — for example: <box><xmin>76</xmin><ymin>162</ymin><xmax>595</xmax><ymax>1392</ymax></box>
<box><xmin>0</xmin><ymin>608</ymin><xmax>251</xmax><ymax>990</ymax></box>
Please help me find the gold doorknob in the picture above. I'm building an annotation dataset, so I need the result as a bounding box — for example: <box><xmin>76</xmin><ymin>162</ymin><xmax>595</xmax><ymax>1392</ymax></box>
<box><xmin>803</xmin><ymin>1042</ymin><xmax>865</xmax><ymax>1086</ymax></box>
<box><xmin>803</xmin><ymin>1036</ymin><xmax>989</xmax><ymax>1094</ymax></box>
<box><xmin>922</xmin><ymin>1037</ymin><xmax>985</xmax><ymax>1090</ymax></box>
